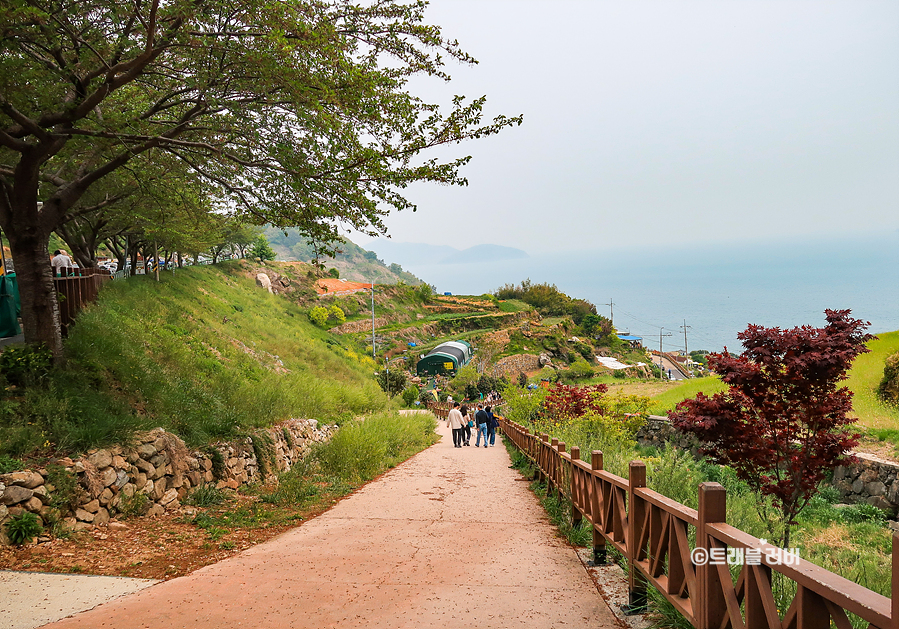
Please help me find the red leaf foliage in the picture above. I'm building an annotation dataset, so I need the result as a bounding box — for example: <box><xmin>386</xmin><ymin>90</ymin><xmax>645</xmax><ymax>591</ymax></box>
<box><xmin>670</xmin><ymin>309</ymin><xmax>872</xmax><ymax>527</ymax></box>
<box><xmin>543</xmin><ymin>382</ymin><xmax>608</xmax><ymax>424</ymax></box>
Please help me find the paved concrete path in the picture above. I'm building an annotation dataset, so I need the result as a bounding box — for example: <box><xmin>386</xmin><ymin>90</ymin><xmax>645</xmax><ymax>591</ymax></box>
<box><xmin>38</xmin><ymin>418</ymin><xmax>617</xmax><ymax>628</ymax></box>
<box><xmin>0</xmin><ymin>571</ymin><xmax>157</xmax><ymax>629</ymax></box>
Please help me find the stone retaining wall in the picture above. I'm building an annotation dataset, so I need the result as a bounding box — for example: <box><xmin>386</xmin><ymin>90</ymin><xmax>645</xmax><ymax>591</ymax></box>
<box><xmin>833</xmin><ymin>454</ymin><xmax>899</xmax><ymax>512</ymax></box>
<box><xmin>636</xmin><ymin>416</ymin><xmax>899</xmax><ymax>515</ymax></box>
<box><xmin>0</xmin><ymin>418</ymin><xmax>333</xmax><ymax>545</ymax></box>
<box><xmin>494</xmin><ymin>354</ymin><xmax>541</xmax><ymax>377</ymax></box>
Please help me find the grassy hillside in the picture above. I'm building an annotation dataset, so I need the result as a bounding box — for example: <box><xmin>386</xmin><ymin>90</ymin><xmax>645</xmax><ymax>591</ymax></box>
<box><xmin>261</xmin><ymin>227</ymin><xmax>424</xmax><ymax>285</ymax></box>
<box><xmin>0</xmin><ymin>261</ymin><xmax>388</xmax><ymax>458</ymax></box>
<box><xmin>644</xmin><ymin>376</ymin><xmax>728</xmax><ymax>416</ymax></box>
<box><xmin>636</xmin><ymin>332</ymin><xmax>899</xmax><ymax>433</ymax></box>
<box><xmin>845</xmin><ymin>331</ymin><xmax>899</xmax><ymax>434</ymax></box>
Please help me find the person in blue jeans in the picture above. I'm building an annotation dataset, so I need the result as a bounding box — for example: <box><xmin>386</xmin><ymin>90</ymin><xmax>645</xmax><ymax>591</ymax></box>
<box><xmin>474</xmin><ymin>403</ymin><xmax>489</xmax><ymax>448</ymax></box>
<box><xmin>485</xmin><ymin>405</ymin><xmax>497</xmax><ymax>446</ymax></box>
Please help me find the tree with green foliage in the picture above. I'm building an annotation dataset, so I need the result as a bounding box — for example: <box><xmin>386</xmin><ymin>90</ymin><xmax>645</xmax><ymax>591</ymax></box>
<box><xmin>250</xmin><ymin>236</ymin><xmax>277</xmax><ymax>262</ymax></box>
<box><xmin>402</xmin><ymin>386</ymin><xmax>420</xmax><ymax>407</ymax></box>
<box><xmin>376</xmin><ymin>369</ymin><xmax>407</xmax><ymax>398</ymax></box>
<box><xmin>0</xmin><ymin>0</ymin><xmax>521</xmax><ymax>359</ymax></box>
<box><xmin>309</xmin><ymin>306</ymin><xmax>329</xmax><ymax>327</ymax></box>
<box><xmin>328</xmin><ymin>305</ymin><xmax>346</xmax><ymax>325</ymax></box>
<box><xmin>494</xmin><ymin>279</ymin><xmax>596</xmax><ymax>319</ymax></box>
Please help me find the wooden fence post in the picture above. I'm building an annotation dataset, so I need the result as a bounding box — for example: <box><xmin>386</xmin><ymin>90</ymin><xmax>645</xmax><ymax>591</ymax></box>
<box><xmin>893</xmin><ymin>531</ymin><xmax>898</xmax><ymax>629</ymax></box>
<box><xmin>697</xmin><ymin>482</ymin><xmax>727</xmax><ymax>629</ymax></box>
<box><xmin>539</xmin><ymin>434</ymin><xmax>549</xmax><ymax>483</ymax></box>
<box><xmin>624</xmin><ymin>461</ymin><xmax>647</xmax><ymax>614</ymax></box>
<box><xmin>570</xmin><ymin>446</ymin><xmax>582</xmax><ymax>529</ymax></box>
<box><xmin>590</xmin><ymin>451</ymin><xmax>606</xmax><ymax>566</ymax></box>
<box><xmin>557</xmin><ymin>442</ymin><xmax>566</xmax><ymax>502</ymax></box>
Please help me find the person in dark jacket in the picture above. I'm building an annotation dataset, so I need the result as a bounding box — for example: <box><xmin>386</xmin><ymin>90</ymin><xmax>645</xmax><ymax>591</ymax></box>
<box><xmin>474</xmin><ymin>404</ymin><xmax>489</xmax><ymax>448</ymax></box>
<box><xmin>485</xmin><ymin>405</ymin><xmax>498</xmax><ymax>446</ymax></box>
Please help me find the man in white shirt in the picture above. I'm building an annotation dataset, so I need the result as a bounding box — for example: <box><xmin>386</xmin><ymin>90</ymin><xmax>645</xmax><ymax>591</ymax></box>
<box><xmin>446</xmin><ymin>402</ymin><xmax>465</xmax><ymax>448</ymax></box>
<box><xmin>51</xmin><ymin>249</ymin><xmax>73</xmax><ymax>276</ymax></box>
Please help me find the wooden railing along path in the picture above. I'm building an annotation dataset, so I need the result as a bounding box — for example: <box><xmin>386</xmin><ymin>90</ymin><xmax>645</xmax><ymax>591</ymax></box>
<box><xmin>54</xmin><ymin>267</ymin><xmax>112</xmax><ymax>334</ymax></box>
<box><xmin>431</xmin><ymin>405</ymin><xmax>896</xmax><ymax>629</ymax></box>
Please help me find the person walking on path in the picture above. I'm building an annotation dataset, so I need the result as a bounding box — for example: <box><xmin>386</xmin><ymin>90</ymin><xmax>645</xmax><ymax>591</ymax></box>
<box><xmin>475</xmin><ymin>403</ymin><xmax>489</xmax><ymax>448</ymax></box>
<box><xmin>486</xmin><ymin>405</ymin><xmax>498</xmax><ymax>446</ymax></box>
<box><xmin>51</xmin><ymin>249</ymin><xmax>73</xmax><ymax>276</ymax></box>
<box><xmin>460</xmin><ymin>404</ymin><xmax>472</xmax><ymax>446</ymax></box>
<box><xmin>446</xmin><ymin>402</ymin><xmax>465</xmax><ymax>447</ymax></box>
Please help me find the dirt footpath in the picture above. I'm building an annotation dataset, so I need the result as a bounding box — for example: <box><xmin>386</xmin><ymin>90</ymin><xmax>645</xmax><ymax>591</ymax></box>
<box><xmin>39</xmin><ymin>420</ymin><xmax>618</xmax><ymax>628</ymax></box>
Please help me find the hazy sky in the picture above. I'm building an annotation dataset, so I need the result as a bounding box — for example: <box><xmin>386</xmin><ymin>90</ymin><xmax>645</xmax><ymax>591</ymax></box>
<box><xmin>349</xmin><ymin>0</ymin><xmax>899</xmax><ymax>254</ymax></box>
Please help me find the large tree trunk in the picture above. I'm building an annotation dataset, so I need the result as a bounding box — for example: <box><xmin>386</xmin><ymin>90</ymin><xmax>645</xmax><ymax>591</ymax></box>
<box><xmin>5</xmin><ymin>223</ymin><xmax>64</xmax><ymax>358</ymax></box>
<box><xmin>129</xmin><ymin>245</ymin><xmax>139</xmax><ymax>276</ymax></box>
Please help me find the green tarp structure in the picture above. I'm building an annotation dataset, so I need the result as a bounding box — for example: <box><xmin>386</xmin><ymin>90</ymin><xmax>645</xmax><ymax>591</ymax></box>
<box><xmin>0</xmin><ymin>273</ymin><xmax>21</xmax><ymax>338</ymax></box>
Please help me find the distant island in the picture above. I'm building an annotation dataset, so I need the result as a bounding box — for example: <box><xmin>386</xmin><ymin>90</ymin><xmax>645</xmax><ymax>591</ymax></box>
<box><xmin>366</xmin><ymin>239</ymin><xmax>529</xmax><ymax>267</ymax></box>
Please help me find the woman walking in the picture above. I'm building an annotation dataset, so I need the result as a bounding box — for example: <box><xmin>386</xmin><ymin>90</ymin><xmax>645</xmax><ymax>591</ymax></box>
<box><xmin>460</xmin><ymin>404</ymin><xmax>472</xmax><ymax>446</ymax></box>
<box><xmin>446</xmin><ymin>402</ymin><xmax>465</xmax><ymax>448</ymax></box>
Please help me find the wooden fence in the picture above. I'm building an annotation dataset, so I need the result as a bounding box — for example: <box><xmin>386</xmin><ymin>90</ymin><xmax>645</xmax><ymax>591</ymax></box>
<box><xmin>458</xmin><ymin>412</ymin><xmax>896</xmax><ymax>629</ymax></box>
<box><xmin>54</xmin><ymin>267</ymin><xmax>112</xmax><ymax>334</ymax></box>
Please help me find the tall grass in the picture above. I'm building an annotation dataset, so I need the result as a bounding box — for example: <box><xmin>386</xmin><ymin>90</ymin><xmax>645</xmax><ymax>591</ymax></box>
<box><xmin>260</xmin><ymin>411</ymin><xmax>438</xmax><ymax>505</ymax></box>
<box><xmin>1</xmin><ymin>262</ymin><xmax>390</xmax><ymax>457</ymax></box>
<box><xmin>314</xmin><ymin>411</ymin><xmax>438</xmax><ymax>483</ymax></box>
<box><xmin>845</xmin><ymin>331</ymin><xmax>899</xmax><ymax>432</ymax></box>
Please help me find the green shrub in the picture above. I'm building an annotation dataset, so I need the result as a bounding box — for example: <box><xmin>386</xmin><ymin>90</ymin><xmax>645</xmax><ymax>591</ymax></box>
<box><xmin>185</xmin><ymin>484</ymin><xmax>227</xmax><ymax>507</ymax></box>
<box><xmin>328</xmin><ymin>305</ymin><xmax>345</xmax><ymax>324</ymax></box>
<box><xmin>118</xmin><ymin>491</ymin><xmax>149</xmax><ymax>518</ymax></box>
<box><xmin>0</xmin><ymin>344</ymin><xmax>52</xmax><ymax>387</ymax></box>
<box><xmin>0</xmin><ymin>455</ymin><xmax>23</xmax><ymax>473</ymax></box>
<box><xmin>46</xmin><ymin>464</ymin><xmax>83</xmax><ymax>513</ymax></box>
<box><xmin>6</xmin><ymin>512</ymin><xmax>43</xmax><ymax>545</ymax></box>
<box><xmin>252</xmin><ymin>431</ymin><xmax>277</xmax><ymax>478</ymax></box>
<box><xmin>877</xmin><ymin>352</ymin><xmax>899</xmax><ymax>405</ymax></box>
<box><xmin>839</xmin><ymin>503</ymin><xmax>888</xmax><ymax>525</ymax></box>
<box><xmin>207</xmin><ymin>447</ymin><xmax>226</xmax><ymax>481</ymax></box>
<box><xmin>282</xmin><ymin>427</ymin><xmax>295</xmax><ymax>450</ymax></box>
<box><xmin>308</xmin><ymin>306</ymin><xmax>329</xmax><ymax>326</ymax></box>
<box><xmin>401</xmin><ymin>386</ymin><xmax>419</xmax><ymax>407</ymax></box>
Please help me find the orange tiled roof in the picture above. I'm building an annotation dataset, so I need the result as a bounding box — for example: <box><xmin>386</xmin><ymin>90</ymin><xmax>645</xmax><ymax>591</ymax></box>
<box><xmin>316</xmin><ymin>278</ymin><xmax>372</xmax><ymax>295</ymax></box>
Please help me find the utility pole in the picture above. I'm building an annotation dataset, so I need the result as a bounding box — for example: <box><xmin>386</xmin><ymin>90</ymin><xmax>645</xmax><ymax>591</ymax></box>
<box><xmin>371</xmin><ymin>279</ymin><xmax>376</xmax><ymax>360</ymax></box>
<box><xmin>680</xmin><ymin>319</ymin><xmax>691</xmax><ymax>355</ymax></box>
<box><xmin>658</xmin><ymin>327</ymin><xmax>672</xmax><ymax>380</ymax></box>
<box><xmin>604</xmin><ymin>299</ymin><xmax>614</xmax><ymax>325</ymax></box>
<box><xmin>680</xmin><ymin>319</ymin><xmax>692</xmax><ymax>378</ymax></box>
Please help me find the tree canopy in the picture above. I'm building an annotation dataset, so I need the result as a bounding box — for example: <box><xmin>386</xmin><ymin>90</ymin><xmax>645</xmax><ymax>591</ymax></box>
<box><xmin>0</xmin><ymin>0</ymin><xmax>521</xmax><ymax>356</ymax></box>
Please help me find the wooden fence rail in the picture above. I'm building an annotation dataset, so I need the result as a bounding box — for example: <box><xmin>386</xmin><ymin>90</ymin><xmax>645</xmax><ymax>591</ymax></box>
<box><xmin>487</xmin><ymin>415</ymin><xmax>896</xmax><ymax>629</ymax></box>
<box><xmin>53</xmin><ymin>267</ymin><xmax>112</xmax><ymax>335</ymax></box>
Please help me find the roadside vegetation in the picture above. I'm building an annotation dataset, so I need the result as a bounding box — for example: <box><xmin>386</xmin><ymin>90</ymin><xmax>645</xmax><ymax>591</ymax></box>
<box><xmin>622</xmin><ymin>330</ymin><xmax>899</xmax><ymax>449</ymax></box>
<box><xmin>0</xmin><ymin>261</ymin><xmax>388</xmax><ymax>459</ymax></box>
<box><xmin>500</xmin><ymin>381</ymin><xmax>892</xmax><ymax>628</ymax></box>
<box><xmin>499</xmin><ymin>311</ymin><xmax>893</xmax><ymax>625</ymax></box>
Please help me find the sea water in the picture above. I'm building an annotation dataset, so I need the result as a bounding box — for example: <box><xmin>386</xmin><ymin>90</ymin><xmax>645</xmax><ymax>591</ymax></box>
<box><xmin>394</xmin><ymin>234</ymin><xmax>899</xmax><ymax>353</ymax></box>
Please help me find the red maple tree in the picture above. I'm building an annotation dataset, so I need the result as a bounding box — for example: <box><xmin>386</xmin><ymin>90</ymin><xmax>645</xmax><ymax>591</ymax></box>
<box><xmin>670</xmin><ymin>309</ymin><xmax>872</xmax><ymax>546</ymax></box>
<box><xmin>543</xmin><ymin>382</ymin><xmax>609</xmax><ymax>424</ymax></box>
